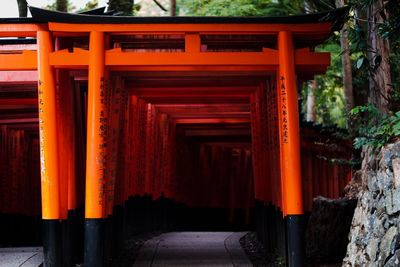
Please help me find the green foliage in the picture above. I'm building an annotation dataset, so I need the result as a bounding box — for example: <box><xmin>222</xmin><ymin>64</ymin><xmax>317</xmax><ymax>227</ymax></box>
<box><xmin>177</xmin><ymin>0</ymin><xmax>266</xmax><ymax>16</ymax></box>
<box><xmin>259</xmin><ymin>0</ymin><xmax>338</xmax><ymax>16</ymax></box>
<box><xmin>79</xmin><ymin>0</ymin><xmax>98</xmax><ymax>12</ymax></box>
<box><xmin>108</xmin><ymin>0</ymin><xmax>138</xmax><ymax>16</ymax></box>
<box><xmin>388</xmin><ymin>49</ymin><xmax>400</xmax><ymax>110</ymax></box>
<box><xmin>351</xmin><ymin>105</ymin><xmax>400</xmax><ymax>149</ymax></box>
<box><xmin>348</xmin><ymin>0</ymin><xmax>400</xmax><ymax>111</ymax></box>
<box><xmin>315</xmin><ymin>42</ymin><xmax>347</xmax><ymax>128</ymax></box>
<box><xmin>255</xmin><ymin>0</ymin><xmax>306</xmax><ymax>16</ymax></box>
<box><xmin>45</xmin><ymin>0</ymin><xmax>75</xmax><ymax>12</ymax></box>
<box><xmin>300</xmin><ymin>41</ymin><xmax>347</xmax><ymax>128</ymax></box>
<box><xmin>378</xmin><ymin>0</ymin><xmax>400</xmax><ymax>50</ymax></box>
<box><xmin>177</xmin><ymin>0</ymin><xmax>338</xmax><ymax>16</ymax></box>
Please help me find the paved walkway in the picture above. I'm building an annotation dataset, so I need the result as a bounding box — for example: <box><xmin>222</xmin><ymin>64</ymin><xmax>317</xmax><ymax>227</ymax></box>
<box><xmin>134</xmin><ymin>232</ymin><xmax>252</xmax><ymax>267</ymax></box>
<box><xmin>0</xmin><ymin>247</ymin><xmax>43</xmax><ymax>267</ymax></box>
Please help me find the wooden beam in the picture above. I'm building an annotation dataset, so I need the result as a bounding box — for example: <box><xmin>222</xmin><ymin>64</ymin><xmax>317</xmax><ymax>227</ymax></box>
<box><xmin>48</xmin><ymin>22</ymin><xmax>332</xmax><ymax>34</ymax></box>
<box><xmin>174</xmin><ymin>118</ymin><xmax>250</xmax><ymax>124</ymax></box>
<box><xmin>0</xmin><ymin>51</ymin><xmax>37</xmax><ymax>70</ymax></box>
<box><xmin>0</xmin><ymin>23</ymin><xmax>47</xmax><ymax>37</ymax></box>
<box><xmin>0</xmin><ymin>98</ymin><xmax>37</xmax><ymax>106</ymax></box>
<box><xmin>50</xmin><ymin>48</ymin><xmax>89</xmax><ymax>68</ymax></box>
<box><xmin>184</xmin><ymin>129</ymin><xmax>251</xmax><ymax>136</ymax></box>
<box><xmin>0</xmin><ymin>47</ymin><xmax>329</xmax><ymax>73</ymax></box>
<box><xmin>0</xmin><ymin>118</ymin><xmax>38</xmax><ymax>124</ymax></box>
<box><xmin>46</xmin><ymin>49</ymin><xmax>330</xmax><ymax>73</ymax></box>
<box><xmin>105</xmin><ymin>49</ymin><xmax>278</xmax><ymax>67</ymax></box>
<box><xmin>0</xmin><ymin>71</ymin><xmax>37</xmax><ymax>83</ymax></box>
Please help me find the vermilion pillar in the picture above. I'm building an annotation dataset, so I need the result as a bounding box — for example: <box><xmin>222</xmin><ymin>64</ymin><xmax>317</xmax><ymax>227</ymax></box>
<box><xmin>277</xmin><ymin>31</ymin><xmax>304</xmax><ymax>267</ymax></box>
<box><xmin>85</xmin><ymin>31</ymin><xmax>107</xmax><ymax>267</ymax></box>
<box><xmin>37</xmin><ymin>30</ymin><xmax>62</xmax><ymax>267</ymax></box>
<box><xmin>56</xmin><ymin>70</ymin><xmax>80</xmax><ymax>266</ymax></box>
<box><xmin>57</xmin><ymin>72</ymin><xmax>77</xmax><ymax>214</ymax></box>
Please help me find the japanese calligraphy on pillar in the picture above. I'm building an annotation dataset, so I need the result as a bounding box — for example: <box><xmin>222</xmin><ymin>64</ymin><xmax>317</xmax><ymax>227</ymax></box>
<box><xmin>38</xmin><ymin>86</ymin><xmax>46</xmax><ymax>177</ymax></box>
<box><xmin>280</xmin><ymin>76</ymin><xmax>289</xmax><ymax>144</ymax></box>
<box><xmin>106</xmin><ymin>78</ymin><xmax>118</xmax><ymax>213</ymax></box>
<box><xmin>98</xmin><ymin>76</ymin><xmax>108</xmax><ymax>206</ymax></box>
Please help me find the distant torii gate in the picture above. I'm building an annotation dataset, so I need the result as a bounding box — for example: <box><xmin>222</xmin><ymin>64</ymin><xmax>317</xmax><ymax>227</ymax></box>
<box><xmin>0</xmin><ymin>6</ymin><xmax>348</xmax><ymax>267</ymax></box>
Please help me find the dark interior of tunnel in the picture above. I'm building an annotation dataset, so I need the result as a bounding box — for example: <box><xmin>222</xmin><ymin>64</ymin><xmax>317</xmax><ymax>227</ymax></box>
<box><xmin>171</xmin><ymin>124</ymin><xmax>255</xmax><ymax>231</ymax></box>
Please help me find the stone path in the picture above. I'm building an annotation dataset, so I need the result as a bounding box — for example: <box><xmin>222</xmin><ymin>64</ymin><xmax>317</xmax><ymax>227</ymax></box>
<box><xmin>0</xmin><ymin>247</ymin><xmax>43</xmax><ymax>267</ymax></box>
<box><xmin>133</xmin><ymin>232</ymin><xmax>252</xmax><ymax>267</ymax></box>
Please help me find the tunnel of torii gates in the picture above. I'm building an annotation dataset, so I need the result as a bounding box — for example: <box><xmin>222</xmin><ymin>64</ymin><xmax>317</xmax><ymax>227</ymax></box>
<box><xmin>0</xmin><ymin>6</ymin><xmax>351</xmax><ymax>267</ymax></box>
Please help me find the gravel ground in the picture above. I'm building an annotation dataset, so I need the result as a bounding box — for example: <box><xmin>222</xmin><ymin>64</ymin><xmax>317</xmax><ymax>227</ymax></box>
<box><xmin>240</xmin><ymin>232</ymin><xmax>281</xmax><ymax>267</ymax></box>
<box><xmin>239</xmin><ymin>232</ymin><xmax>342</xmax><ymax>267</ymax></box>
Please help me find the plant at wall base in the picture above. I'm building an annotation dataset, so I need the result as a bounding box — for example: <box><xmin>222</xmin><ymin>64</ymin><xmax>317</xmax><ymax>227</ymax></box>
<box><xmin>351</xmin><ymin>105</ymin><xmax>400</xmax><ymax>149</ymax></box>
<box><xmin>274</xmin><ymin>255</ymin><xmax>286</xmax><ymax>266</ymax></box>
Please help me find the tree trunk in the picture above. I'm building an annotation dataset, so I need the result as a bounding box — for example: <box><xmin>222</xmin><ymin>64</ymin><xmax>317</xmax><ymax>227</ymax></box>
<box><xmin>336</xmin><ymin>0</ymin><xmax>354</xmax><ymax>119</ymax></box>
<box><xmin>16</xmin><ymin>0</ymin><xmax>28</xmax><ymax>17</ymax></box>
<box><xmin>306</xmin><ymin>80</ymin><xmax>317</xmax><ymax>122</ymax></box>
<box><xmin>367</xmin><ymin>0</ymin><xmax>392</xmax><ymax>115</ymax></box>
<box><xmin>56</xmin><ymin>0</ymin><xmax>69</xmax><ymax>12</ymax></box>
<box><xmin>170</xmin><ymin>0</ymin><xmax>176</xmax><ymax>16</ymax></box>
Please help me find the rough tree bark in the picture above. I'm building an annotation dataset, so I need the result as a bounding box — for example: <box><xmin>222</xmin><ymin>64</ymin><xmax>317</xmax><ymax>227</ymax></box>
<box><xmin>366</xmin><ymin>0</ymin><xmax>392</xmax><ymax>115</ymax></box>
<box><xmin>170</xmin><ymin>0</ymin><xmax>176</xmax><ymax>16</ymax></box>
<box><xmin>336</xmin><ymin>0</ymin><xmax>354</xmax><ymax>119</ymax></box>
<box><xmin>16</xmin><ymin>0</ymin><xmax>28</xmax><ymax>17</ymax></box>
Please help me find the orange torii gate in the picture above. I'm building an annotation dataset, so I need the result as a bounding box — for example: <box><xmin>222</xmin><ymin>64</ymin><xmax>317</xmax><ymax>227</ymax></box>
<box><xmin>0</xmin><ymin>6</ymin><xmax>348</xmax><ymax>267</ymax></box>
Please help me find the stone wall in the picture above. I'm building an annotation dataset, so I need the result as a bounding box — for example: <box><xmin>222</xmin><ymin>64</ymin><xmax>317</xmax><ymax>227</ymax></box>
<box><xmin>343</xmin><ymin>141</ymin><xmax>400</xmax><ymax>267</ymax></box>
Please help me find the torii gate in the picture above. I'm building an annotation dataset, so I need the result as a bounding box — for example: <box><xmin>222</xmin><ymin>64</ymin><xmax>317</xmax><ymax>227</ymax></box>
<box><xmin>0</xmin><ymin>6</ymin><xmax>348</xmax><ymax>267</ymax></box>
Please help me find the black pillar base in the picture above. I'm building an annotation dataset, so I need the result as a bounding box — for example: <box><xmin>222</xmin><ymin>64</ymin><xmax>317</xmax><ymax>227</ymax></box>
<box><xmin>84</xmin><ymin>218</ymin><xmax>105</xmax><ymax>267</ymax></box>
<box><xmin>63</xmin><ymin>209</ymin><xmax>84</xmax><ymax>267</ymax></box>
<box><xmin>285</xmin><ymin>215</ymin><xmax>305</xmax><ymax>267</ymax></box>
<box><xmin>43</xmin><ymin>219</ymin><xmax>62</xmax><ymax>267</ymax></box>
<box><xmin>276</xmin><ymin>208</ymin><xmax>286</xmax><ymax>258</ymax></box>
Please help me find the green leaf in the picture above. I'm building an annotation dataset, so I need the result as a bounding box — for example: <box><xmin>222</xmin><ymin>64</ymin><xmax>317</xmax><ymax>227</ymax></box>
<box><xmin>351</xmin><ymin>106</ymin><xmax>361</xmax><ymax>115</ymax></box>
<box><xmin>356</xmin><ymin>57</ymin><xmax>364</xmax><ymax>69</ymax></box>
<box><xmin>393</xmin><ymin>123</ymin><xmax>400</xmax><ymax>133</ymax></box>
<box><xmin>354</xmin><ymin>137</ymin><xmax>368</xmax><ymax>149</ymax></box>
